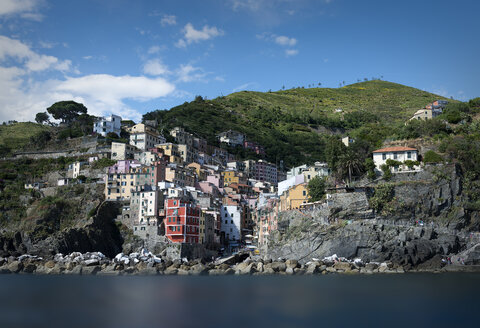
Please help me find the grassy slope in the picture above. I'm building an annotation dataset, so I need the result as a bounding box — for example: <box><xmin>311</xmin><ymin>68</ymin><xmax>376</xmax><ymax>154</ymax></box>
<box><xmin>0</xmin><ymin>122</ymin><xmax>52</xmax><ymax>150</ymax></box>
<box><xmin>144</xmin><ymin>81</ymin><xmax>451</xmax><ymax>167</ymax></box>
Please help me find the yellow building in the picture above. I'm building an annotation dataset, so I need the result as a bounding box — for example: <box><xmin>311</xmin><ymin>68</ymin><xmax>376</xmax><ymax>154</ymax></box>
<box><xmin>105</xmin><ymin>172</ymin><xmax>137</xmax><ymax>201</ymax></box>
<box><xmin>187</xmin><ymin>163</ymin><xmax>207</xmax><ymax>181</ymax></box>
<box><xmin>222</xmin><ymin>170</ymin><xmax>241</xmax><ymax>187</ymax></box>
<box><xmin>155</xmin><ymin>143</ymin><xmax>183</xmax><ymax>165</ymax></box>
<box><xmin>279</xmin><ymin>183</ymin><xmax>308</xmax><ymax>211</ymax></box>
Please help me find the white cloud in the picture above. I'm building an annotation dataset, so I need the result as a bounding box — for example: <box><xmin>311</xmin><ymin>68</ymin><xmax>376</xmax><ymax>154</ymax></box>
<box><xmin>0</xmin><ymin>73</ymin><xmax>176</xmax><ymax>123</ymax></box>
<box><xmin>161</xmin><ymin>14</ymin><xmax>177</xmax><ymax>26</ymax></box>
<box><xmin>285</xmin><ymin>49</ymin><xmax>298</xmax><ymax>56</ymax></box>
<box><xmin>147</xmin><ymin>46</ymin><xmax>161</xmax><ymax>54</ymax></box>
<box><xmin>0</xmin><ymin>0</ymin><xmax>40</xmax><ymax>17</ymax></box>
<box><xmin>275</xmin><ymin>35</ymin><xmax>296</xmax><ymax>46</ymax></box>
<box><xmin>215</xmin><ymin>76</ymin><xmax>226</xmax><ymax>82</ymax></box>
<box><xmin>230</xmin><ymin>0</ymin><xmax>263</xmax><ymax>11</ymax></box>
<box><xmin>143</xmin><ymin>59</ymin><xmax>169</xmax><ymax>76</ymax></box>
<box><xmin>0</xmin><ymin>35</ymin><xmax>176</xmax><ymax>122</ymax></box>
<box><xmin>176</xmin><ymin>64</ymin><xmax>207</xmax><ymax>83</ymax></box>
<box><xmin>0</xmin><ymin>35</ymin><xmax>72</xmax><ymax>72</ymax></box>
<box><xmin>232</xmin><ymin>82</ymin><xmax>259</xmax><ymax>92</ymax></box>
<box><xmin>83</xmin><ymin>56</ymin><xmax>93</xmax><ymax>60</ymax></box>
<box><xmin>176</xmin><ymin>23</ymin><xmax>224</xmax><ymax>48</ymax></box>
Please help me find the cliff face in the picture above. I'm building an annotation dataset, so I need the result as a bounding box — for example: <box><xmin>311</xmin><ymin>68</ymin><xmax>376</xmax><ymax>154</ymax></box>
<box><xmin>264</xmin><ymin>164</ymin><xmax>478</xmax><ymax>268</ymax></box>
<box><xmin>0</xmin><ymin>185</ymin><xmax>126</xmax><ymax>258</ymax></box>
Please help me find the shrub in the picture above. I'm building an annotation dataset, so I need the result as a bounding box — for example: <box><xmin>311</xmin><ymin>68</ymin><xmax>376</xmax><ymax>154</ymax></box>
<box><xmin>380</xmin><ymin>164</ymin><xmax>392</xmax><ymax>181</ymax></box>
<box><xmin>423</xmin><ymin>150</ymin><xmax>443</xmax><ymax>163</ymax></box>
<box><xmin>369</xmin><ymin>184</ymin><xmax>395</xmax><ymax>214</ymax></box>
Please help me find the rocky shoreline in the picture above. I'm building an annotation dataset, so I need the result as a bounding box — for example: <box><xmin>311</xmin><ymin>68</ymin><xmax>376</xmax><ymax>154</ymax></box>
<box><xmin>1</xmin><ymin>250</ymin><xmax>479</xmax><ymax>276</ymax></box>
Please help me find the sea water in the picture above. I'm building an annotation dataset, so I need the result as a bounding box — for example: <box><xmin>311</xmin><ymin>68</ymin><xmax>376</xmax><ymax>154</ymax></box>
<box><xmin>0</xmin><ymin>273</ymin><xmax>478</xmax><ymax>328</ymax></box>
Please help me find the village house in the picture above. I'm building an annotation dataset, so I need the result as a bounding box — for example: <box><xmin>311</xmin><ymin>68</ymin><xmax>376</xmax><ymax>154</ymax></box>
<box><xmin>111</xmin><ymin>142</ymin><xmax>137</xmax><ymax>161</ymax></box>
<box><xmin>342</xmin><ymin>136</ymin><xmax>355</xmax><ymax>147</ymax></box>
<box><xmin>170</xmin><ymin>127</ymin><xmax>194</xmax><ymax>147</ymax></box>
<box><xmin>220</xmin><ymin>204</ymin><xmax>243</xmax><ymax>251</ymax></box>
<box><xmin>217</xmin><ymin>130</ymin><xmax>245</xmax><ymax>147</ymax></box>
<box><xmin>301</xmin><ymin>162</ymin><xmax>330</xmax><ymax>183</ymax></box>
<box><xmin>279</xmin><ymin>183</ymin><xmax>309</xmax><ymax>211</ymax></box>
<box><xmin>128</xmin><ymin>123</ymin><xmax>166</xmax><ymax>151</ymax></box>
<box><xmin>409</xmin><ymin>100</ymin><xmax>448</xmax><ymax>121</ymax></box>
<box><xmin>155</xmin><ymin>143</ymin><xmax>183</xmax><ymax>165</ymax></box>
<box><xmin>93</xmin><ymin>114</ymin><xmax>122</xmax><ymax>137</ymax></box>
<box><xmin>372</xmin><ymin>146</ymin><xmax>419</xmax><ymax>172</ymax></box>
<box><xmin>164</xmin><ymin>198</ymin><xmax>200</xmax><ymax>244</ymax></box>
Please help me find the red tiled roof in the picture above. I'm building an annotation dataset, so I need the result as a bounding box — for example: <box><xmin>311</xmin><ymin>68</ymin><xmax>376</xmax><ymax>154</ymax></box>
<box><xmin>373</xmin><ymin>146</ymin><xmax>417</xmax><ymax>153</ymax></box>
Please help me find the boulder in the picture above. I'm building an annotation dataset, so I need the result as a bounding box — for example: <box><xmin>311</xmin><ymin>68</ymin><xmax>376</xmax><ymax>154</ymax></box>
<box><xmin>7</xmin><ymin>261</ymin><xmax>23</xmax><ymax>273</ymax></box>
<box><xmin>364</xmin><ymin>262</ymin><xmax>379</xmax><ymax>271</ymax></box>
<box><xmin>190</xmin><ymin>264</ymin><xmax>208</xmax><ymax>276</ymax></box>
<box><xmin>45</xmin><ymin>260</ymin><xmax>56</xmax><ymax>269</ymax></box>
<box><xmin>269</xmin><ymin>262</ymin><xmax>286</xmax><ymax>272</ymax></box>
<box><xmin>334</xmin><ymin>262</ymin><xmax>353</xmax><ymax>271</ymax></box>
<box><xmin>285</xmin><ymin>259</ymin><xmax>298</xmax><ymax>269</ymax></box>
<box><xmin>23</xmin><ymin>263</ymin><xmax>37</xmax><ymax>273</ymax></box>
<box><xmin>82</xmin><ymin>266</ymin><xmax>101</xmax><ymax>275</ymax></box>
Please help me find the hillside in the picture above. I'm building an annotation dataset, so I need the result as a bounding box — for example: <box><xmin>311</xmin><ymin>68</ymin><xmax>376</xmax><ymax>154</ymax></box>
<box><xmin>144</xmin><ymin>80</ymin><xmax>452</xmax><ymax>167</ymax></box>
<box><xmin>0</xmin><ymin>122</ymin><xmax>53</xmax><ymax>155</ymax></box>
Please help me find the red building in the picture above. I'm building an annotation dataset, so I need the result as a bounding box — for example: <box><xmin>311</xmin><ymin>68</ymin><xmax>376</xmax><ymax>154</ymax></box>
<box><xmin>164</xmin><ymin>198</ymin><xmax>200</xmax><ymax>243</ymax></box>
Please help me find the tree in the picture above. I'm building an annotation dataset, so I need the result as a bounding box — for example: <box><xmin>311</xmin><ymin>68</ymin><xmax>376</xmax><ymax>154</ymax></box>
<box><xmin>337</xmin><ymin>149</ymin><xmax>364</xmax><ymax>183</ymax></box>
<box><xmin>365</xmin><ymin>158</ymin><xmax>376</xmax><ymax>180</ymax></box>
<box><xmin>35</xmin><ymin>112</ymin><xmax>49</xmax><ymax>124</ymax></box>
<box><xmin>325</xmin><ymin>137</ymin><xmax>347</xmax><ymax>172</ymax></box>
<box><xmin>307</xmin><ymin>176</ymin><xmax>326</xmax><ymax>202</ymax></box>
<box><xmin>46</xmin><ymin>101</ymin><xmax>87</xmax><ymax>124</ymax></box>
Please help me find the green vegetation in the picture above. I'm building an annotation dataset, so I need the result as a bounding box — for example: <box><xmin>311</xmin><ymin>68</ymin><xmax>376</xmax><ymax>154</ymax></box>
<box><xmin>307</xmin><ymin>176</ymin><xmax>326</xmax><ymax>202</ymax></box>
<box><xmin>46</xmin><ymin>100</ymin><xmax>88</xmax><ymax>124</ymax></box>
<box><xmin>92</xmin><ymin>158</ymin><xmax>116</xmax><ymax>169</ymax></box>
<box><xmin>143</xmin><ymin>80</ymin><xmax>452</xmax><ymax>168</ymax></box>
<box><xmin>369</xmin><ymin>184</ymin><xmax>395</xmax><ymax>214</ymax></box>
<box><xmin>423</xmin><ymin>150</ymin><xmax>443</xmax><ymax>163</ymax></box>
<box><xmin>0</xmin><ymin>122</ymin><xmax>53</xmax><ymax>155</ymax></box>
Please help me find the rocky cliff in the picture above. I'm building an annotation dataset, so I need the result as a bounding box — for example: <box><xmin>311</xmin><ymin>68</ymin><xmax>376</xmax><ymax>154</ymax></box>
<box><xmin>0</xmin><ymin>184</ymin><xmax>128</xmax><ymax>258</ymax></box>
<box><xmin>264</xmin><ymin>164</ymin><xmax>480</xmax><ymax>269</ymax></box>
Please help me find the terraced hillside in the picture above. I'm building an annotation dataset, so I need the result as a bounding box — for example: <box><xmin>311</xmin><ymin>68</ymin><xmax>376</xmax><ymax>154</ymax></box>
<box><xmin>144</xmin><ymin>80</ymin><xmax>452</xmax><ymax>167</ymax></box>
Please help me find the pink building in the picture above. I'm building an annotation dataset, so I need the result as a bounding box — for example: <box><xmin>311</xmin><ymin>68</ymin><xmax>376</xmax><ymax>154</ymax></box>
<box><xmin>107</xmin><ymin>160</ymin><xmax>141</xmax><ymax>174</ymax></box>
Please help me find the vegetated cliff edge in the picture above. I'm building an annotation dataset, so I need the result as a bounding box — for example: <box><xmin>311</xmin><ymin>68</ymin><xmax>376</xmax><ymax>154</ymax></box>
<box><xmin>0</xmin><ymin>183</ymin><xmax>135</xmax><ymax>258</ymax></box>
<box><xmin>263</xmin><ymin>164</ymin><xmax>480</xmax><ymax>269</ymax></box>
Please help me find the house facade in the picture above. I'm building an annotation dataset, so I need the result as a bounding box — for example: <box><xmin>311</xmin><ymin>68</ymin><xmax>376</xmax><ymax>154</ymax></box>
<box><xmin>372</xmin><ymin>146</ymin><xmax>419</xmax><ymax>171</ymax></box>
<box><xmin>164</xmin><ymin>198</ymin><xmax>200</xmax><ymax>244</ymax></box>
<box><xmin>111</xmin><ymin>142</ymin><xmax>137</xmax><ymax>161</ymax></box>
<box><xmin>128</xmin><ymin>123</ymin><xmax>166</xmax><ymax>151</ymax></box>
<box><xmin>93</xmin><ymin>114</ymin><xmax>122</xmax><ymax>137</ymax></box>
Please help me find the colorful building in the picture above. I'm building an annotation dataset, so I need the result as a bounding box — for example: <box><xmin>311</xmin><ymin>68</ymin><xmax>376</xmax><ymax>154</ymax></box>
<box><xmin>164</xmin><ymin>198</ymin><xmax>200</xmax><ymax>243</ymax></box>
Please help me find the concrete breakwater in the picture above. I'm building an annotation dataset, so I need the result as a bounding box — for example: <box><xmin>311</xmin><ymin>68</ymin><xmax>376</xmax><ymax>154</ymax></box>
<box><xmin>1</xmin><ymin>250</ymin><xmax>479</xmax><ymax>276</ymax></box>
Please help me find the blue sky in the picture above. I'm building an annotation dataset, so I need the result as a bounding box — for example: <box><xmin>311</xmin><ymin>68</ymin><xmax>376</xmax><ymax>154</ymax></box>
<box><xmin>0</xmin><ymin>0</ymin><xmax>479</xmax><ymax>122</ymax></box>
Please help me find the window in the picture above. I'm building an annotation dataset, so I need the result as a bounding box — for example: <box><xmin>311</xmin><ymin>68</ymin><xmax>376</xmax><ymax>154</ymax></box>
<box><xmin>407</xmin><ymin>152</ymin><xmax>411</xmax><ymax>159</ymax></box>
<box><xmin>225</xmin><ymin>220</ymin><xmax>227</xmax><ymax>224</ymax></box>
<box><xmin>382</xmin><ymin>154</ymin><xmax>386</xmax><ymax>160</ymax></box>
<box><xmin>231</xmin><ymin>220</ymin><xmax>233</xmax><ymax>224</ymax></box>
<box><xmin>303</xmin><ymin>190</ymin><xmax>306</xmax><ymax>196</ymax></box>
<box><xmin>394</xmin><ymin>153</ymin><xmax>397</xmax><ymax>159</ymax></box>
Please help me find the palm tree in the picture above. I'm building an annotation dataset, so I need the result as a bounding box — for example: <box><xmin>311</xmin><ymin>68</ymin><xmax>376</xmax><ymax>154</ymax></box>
<box><xmin>338</xmin><ymin>150</ymin><xmax>364</xmax><ymax>184</ymax></box>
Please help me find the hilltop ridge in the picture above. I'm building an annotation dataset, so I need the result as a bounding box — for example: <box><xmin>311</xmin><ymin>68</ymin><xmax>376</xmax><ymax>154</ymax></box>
<box><xmin>143</xmin><ymin>80</ymin><xmax>452</xmax><ymax>167</ymax></box>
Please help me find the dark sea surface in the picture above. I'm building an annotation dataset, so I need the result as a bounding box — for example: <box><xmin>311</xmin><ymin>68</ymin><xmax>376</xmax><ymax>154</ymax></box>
<box><xmin>0</xmin><ymin>273</ymin><xmax>479</xmax><ymax>328</ymax></box>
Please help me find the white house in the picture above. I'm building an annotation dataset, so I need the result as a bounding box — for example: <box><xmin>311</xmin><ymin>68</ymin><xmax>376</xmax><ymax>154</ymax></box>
<box><xmin>373</xmin><ymin>146</ymin><xmax>419</xmax><ymax>172</ymax></box>
<box><xmin>128</xmin><ymin>123</ymin><xmax>166</xmax><ymax>151</ymax></box>
<box><xmin>93</xmin><ymin>114</ymin><xmax>122</xmax><ymax>137</ymax></box>
<box><xmin>217</xmin><ymin>130</ymin><xmax>245</xmax><ymax>147</ymax></box>
<box><xmin>220</xmin><ymin>205</ymin><xmax>242</xmax><ymax>244</ymax></box>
